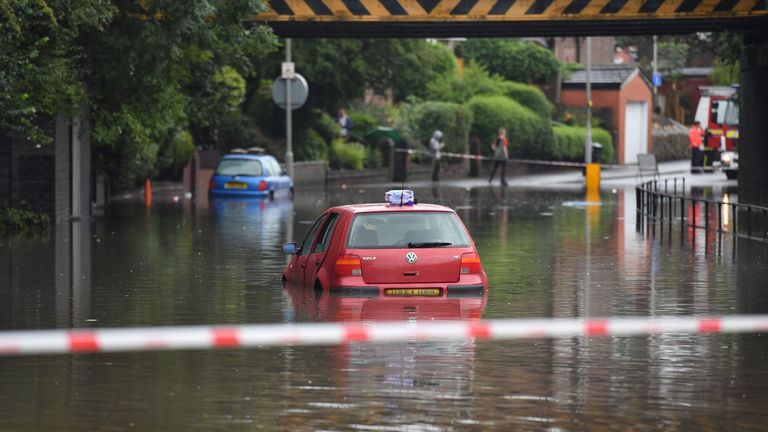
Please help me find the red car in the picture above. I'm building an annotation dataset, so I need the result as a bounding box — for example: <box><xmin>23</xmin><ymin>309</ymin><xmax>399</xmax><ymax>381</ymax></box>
<box><xmin>282</xmin><ymin>190</ymin><xmax>488</xmax><ymax>298</ymax></box>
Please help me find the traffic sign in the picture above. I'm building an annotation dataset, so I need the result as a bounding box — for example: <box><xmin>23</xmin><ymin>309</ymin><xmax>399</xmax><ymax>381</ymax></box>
<box><xmin>281</xmin><ymin>62</ymin><xmax>295</xmax><ymax>79</ymax></box>
<box><xmin>271</xmin><ymin>73</ymin><xmax>308</xmax><ymax>110</ymax></box>
<box><xmin>652</xmin><ymin>72</ymin><xmax>662</xmax><ymax>87</ymax></box>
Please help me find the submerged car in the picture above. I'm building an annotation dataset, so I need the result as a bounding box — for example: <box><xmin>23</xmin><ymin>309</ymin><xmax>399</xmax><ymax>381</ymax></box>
<box><xmin>282</xmin><ymin>190</ymin><xmax>488</xmax><ymax>298</ymax></box>
<box><xmin>209</xmin><ymin>149</ymin><xmax>293</xmax><ymax>199</ymax></box>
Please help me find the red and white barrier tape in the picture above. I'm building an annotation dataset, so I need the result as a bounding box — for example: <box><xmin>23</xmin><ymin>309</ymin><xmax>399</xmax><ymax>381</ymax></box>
<box><xmin>395</xmin><ymin>148</ymin><xmax>621</xmax><ymax>168</ymax></box>
<box><xmin>1</xmin><ymin>315</ymin><xmax>767</xmax><ymax>356</ymax></box>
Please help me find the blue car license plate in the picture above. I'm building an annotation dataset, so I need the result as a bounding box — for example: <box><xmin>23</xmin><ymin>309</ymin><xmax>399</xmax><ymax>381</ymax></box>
<box><xmin>225</xmin><ymin>182</ymin><xmax>247</xmax><ymax>190</ymax></box>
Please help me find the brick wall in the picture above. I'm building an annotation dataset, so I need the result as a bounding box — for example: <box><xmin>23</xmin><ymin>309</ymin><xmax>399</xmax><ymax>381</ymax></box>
<box><xmin>0</xmin><ymin>118</ymin><xmax>71</xmax><ymax>217</ymax></box>
<box><xmin>739</xmin><ymin>34</ymin><xmax>768</xmax><ymax>207</ymax></box>
<box><xmin>554</xmin><ymin>36</ymin><xmax>617</xmax><ymax>65</ymax></box>
<box><xmin>0</xmin><ymin>135</ymin><xmax>10</xmax><ymax>205</ymax></box>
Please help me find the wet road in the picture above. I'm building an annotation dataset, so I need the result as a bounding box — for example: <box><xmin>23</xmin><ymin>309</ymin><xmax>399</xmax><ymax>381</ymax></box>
<box><xmin>2</xmin><ymin>183</ymin><xmax>768</xmax><ymax>431</ymax></box>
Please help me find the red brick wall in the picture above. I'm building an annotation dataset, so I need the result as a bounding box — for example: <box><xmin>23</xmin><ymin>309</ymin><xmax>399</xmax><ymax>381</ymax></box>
<box><xmin>554</xmin><ymin>37</ymin><xmax>617</xmax><ymax>65</ymax></box>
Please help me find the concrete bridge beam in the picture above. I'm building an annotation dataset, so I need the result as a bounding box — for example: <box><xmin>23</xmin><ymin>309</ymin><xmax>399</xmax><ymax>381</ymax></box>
<box><xmin>739</xmin><ymin>32</ymin><xmax>768</xmax><ymax>207</ymax></box>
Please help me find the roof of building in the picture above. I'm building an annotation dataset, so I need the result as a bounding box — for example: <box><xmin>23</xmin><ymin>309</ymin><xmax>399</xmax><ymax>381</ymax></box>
<box><xmin>563</xmin><ymin>64</ymin><xmax>650</xmax><ymax>89</ymax></box>
<box><xmin>680</xmin><ymin>67</ymin><xmax>714</xmax><ymax>76</ymax></box>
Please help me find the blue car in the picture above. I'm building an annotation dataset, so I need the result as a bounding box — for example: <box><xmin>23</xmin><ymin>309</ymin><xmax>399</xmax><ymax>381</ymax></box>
<box><xmin>209</xmin><ymin>151</ymin><xmax>293</xmax><ymax>199</ymax></box>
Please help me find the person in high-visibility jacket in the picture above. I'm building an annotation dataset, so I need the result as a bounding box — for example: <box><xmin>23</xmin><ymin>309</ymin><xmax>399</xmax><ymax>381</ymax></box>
<box><xmin>689</xmin><ymin>121</ymin><xmax>704</xmax><ymax>173</ymax></box>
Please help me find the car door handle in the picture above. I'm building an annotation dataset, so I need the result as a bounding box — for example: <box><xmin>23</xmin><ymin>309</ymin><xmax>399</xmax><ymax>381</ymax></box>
<box><xmin>314</xmin><ymin>261</ymin><xmax>321</xmax><ymax>267</ymax></box>
<box><xmin>300</xmin><ymin>263</ymin><xmax>306</xmax><ymax>268</ymax></box>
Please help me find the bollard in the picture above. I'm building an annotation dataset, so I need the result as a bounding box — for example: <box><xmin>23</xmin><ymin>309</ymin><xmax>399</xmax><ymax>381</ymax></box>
<box><xmin>585</xmin><ymin>163</ymin><xmax>600</xmax><ymax>196</ymax></box>
<box><xmin>144</xmin><ymin>178</ymin><xmax>152</xmax><ymax>207</ymax></box>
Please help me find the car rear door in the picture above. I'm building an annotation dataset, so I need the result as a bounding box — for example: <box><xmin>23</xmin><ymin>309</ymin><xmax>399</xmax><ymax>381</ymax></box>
<box><xmin>304</xmin><ymin>213</ymin><xmax>341</xmax><ymax>287</ymax></box>
<box><xmin>288</xmin><ymin>214</ymin><xmax>327</xmax><ymax>285</ymax></box>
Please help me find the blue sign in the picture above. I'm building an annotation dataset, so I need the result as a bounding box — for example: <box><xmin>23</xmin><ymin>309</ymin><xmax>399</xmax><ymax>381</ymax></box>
<box><xmin>652</xmin><ymin>72</ymin><xmax>662</xmax><ymax>87</ymax></box>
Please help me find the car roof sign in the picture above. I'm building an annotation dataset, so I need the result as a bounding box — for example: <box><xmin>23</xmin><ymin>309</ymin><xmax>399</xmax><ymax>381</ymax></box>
<box><xmin>385</xmin><ymin>189</ymin><xmax>414</xmax><ymax>206</ymax></box>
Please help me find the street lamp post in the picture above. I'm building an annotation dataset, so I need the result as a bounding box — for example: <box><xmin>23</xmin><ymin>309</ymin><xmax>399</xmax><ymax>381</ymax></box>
<box><xmin>585</xmin><ymin>36</ymin><xmax>592</xmax><ymax>165</ymax></box>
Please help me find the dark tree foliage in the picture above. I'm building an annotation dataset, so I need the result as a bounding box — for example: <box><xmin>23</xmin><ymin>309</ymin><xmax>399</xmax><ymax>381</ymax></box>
<box><xmin>2</xmin><ymin>0</ymin><xmax>277</xmax><ymax>190</ymax></box>
<box><xmin>455</xmin><ymin>39</ymin><xmax>559</xmax><ymax>84</ymax></box>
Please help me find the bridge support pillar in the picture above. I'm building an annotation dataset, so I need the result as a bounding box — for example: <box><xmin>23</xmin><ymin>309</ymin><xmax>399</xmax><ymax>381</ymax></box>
<box><xmin>739</xmin><ymin>32</ymin><xmax>768</xmax><ymax>207</ymax></box>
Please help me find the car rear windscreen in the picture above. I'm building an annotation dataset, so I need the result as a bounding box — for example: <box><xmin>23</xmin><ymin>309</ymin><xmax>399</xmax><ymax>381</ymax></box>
<box><xmin>347</xmin><ymin>212</ymin><xmax>470</xmax><ymax>248</ymax></box>
<box><xmin>216</xmin><ymin>159</ymin><xmax>263</xmax><ymax>176</ymax></box>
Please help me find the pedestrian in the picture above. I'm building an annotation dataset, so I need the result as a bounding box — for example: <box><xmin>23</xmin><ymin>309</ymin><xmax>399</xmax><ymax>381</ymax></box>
<box><xmin>337</xmin><ymin>109</ymin><xmax>352</xmax><ymax>140</ymax></box>
<box><xmin>429</xmin><ymin>130</ymin><xmax>445</xmax><ymax>182</ymax></box>
<box><xmin>689</xmin><ymin>120</ymin><xmax>704</xmax><ymax>173</ymax></box>
<box><xmin>488</xmin><ymin>127</ymin><xmax>508</xmax><ymax>185</ymax></box>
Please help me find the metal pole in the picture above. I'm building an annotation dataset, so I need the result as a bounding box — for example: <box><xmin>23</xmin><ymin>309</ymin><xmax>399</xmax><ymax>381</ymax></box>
<box><xmin>585</xmin><ymin>37</ymin><xmax>593</xmax><ymax>165</ymax></box>
<box><xmin>653</xmin><ymin>35</ymin><xmax>658</xmax><ymax>109</ymax></box>
<box><xmin>285</xmin><ymin>38</ymin><xmax>294</xmax><ymax>179</ymax></box>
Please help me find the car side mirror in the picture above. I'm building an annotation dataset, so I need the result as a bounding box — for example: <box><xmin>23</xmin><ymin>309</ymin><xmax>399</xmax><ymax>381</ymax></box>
<box><xmin>282</xmin><ymin>242</ymin><xmax>298</xmax><ymax>255</ymax></box>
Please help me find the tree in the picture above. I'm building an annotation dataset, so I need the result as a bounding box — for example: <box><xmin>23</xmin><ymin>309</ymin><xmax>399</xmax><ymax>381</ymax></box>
<box><xmin>0</xmin><ymin>0</ymin><xmax>112</xmax><ymax>143</ymax></box>
<box><xmin>79</xmin><ymin>0</ymin><xmax>276</xmax><ymax>188</ymax></box>
<box><xmin>455</xmin><ymin>39</ymin><xmax>558</xmax><ymax>84</ymax></box>
<box><xmin>1</xmin><ymin>0</ymin><xmax>277</xmax><ymax>190</ymax></box>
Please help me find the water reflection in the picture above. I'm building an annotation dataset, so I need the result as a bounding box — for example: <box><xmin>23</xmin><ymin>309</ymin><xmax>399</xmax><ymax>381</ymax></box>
<box><xmin>1</xmin><ymin>184</ymin><xmax>768</xmax><ymax>430</ymax></box>
<box><xmin>281</xmin><ymin>282</ymin><xmax>486</xmax><ymax>430</ymax></box>
<box><xmin>284</xmin><ymin>283</ymin><xmax>487</xmax><ymax>322</ymax></box>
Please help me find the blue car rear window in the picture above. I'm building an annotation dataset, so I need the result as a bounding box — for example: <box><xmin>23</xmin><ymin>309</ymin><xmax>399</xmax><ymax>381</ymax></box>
<box><xmin>216</xmin><ymin>159</ymin><xmax>263</xmax><ymax>176</ymax></box>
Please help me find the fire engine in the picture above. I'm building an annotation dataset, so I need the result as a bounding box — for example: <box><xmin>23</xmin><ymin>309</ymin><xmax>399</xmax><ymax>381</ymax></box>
<box><xmin>693</xmin><ymin>85</ymin><xmax>739</xmax><ymax>179</ymax></box>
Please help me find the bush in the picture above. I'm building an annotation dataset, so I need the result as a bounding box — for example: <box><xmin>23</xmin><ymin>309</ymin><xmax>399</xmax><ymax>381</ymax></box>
<box><xmin>398</xmin><ymin>101</ymin><xmax>473</xmax><ymax>154</ymax></box>
<box><xmin>295</xmin><ymin>129</ymin><xmax>328</xmax><ymax>162</ymax></box>
<box><xmin>465</xmin><ymin>95</ymin><xmax>553</xmax><ymax>159</ymax></box>
<box><xmin>426</xmin><ymin>62</ymin><xmax>505</xmax><ymax>104</ymax></box>
<box><xmin>329</xmin><ymin>139</ymin><xmax>366</xmax><ymax>170</ymax></box>
<box><xmin>348</xmin><ymin>110</ymin><xmax>378</xmax><ymax>140</ymax></box>
<box><xmin>0</xmin><ymin>205</ymin><xmax>50</xmax><ymax>233</ymax></box>
<box><xmin>499</xmin><ymin>81</ymin><xmax>552</xmax><ymax>119</ymax></box>
<box><xmin>553</xmin><ymin>125</ymin><xmax>614</xmax><ymax>163</ymax></box>
<box><xmin>313</xmin><ymin>110</ymin><xmax>342</xmax><ymax>145</ymax></box>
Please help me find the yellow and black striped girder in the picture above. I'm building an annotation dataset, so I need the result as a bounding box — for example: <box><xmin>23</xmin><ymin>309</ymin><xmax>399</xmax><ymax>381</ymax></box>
<box><xmin>255</xmin><ymin>0</ymin><xmax>767</xmax><ymax>21</ymax></box>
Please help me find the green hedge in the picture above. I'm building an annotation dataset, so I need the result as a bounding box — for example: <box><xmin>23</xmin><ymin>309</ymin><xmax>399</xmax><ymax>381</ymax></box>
<box><xmin>295</xmin><ymin>129</ymin><xmax>328</xmax><ymax>162</ymax></box>
<box><xmin>330</xmin><ymin>139</ymin><xmax>366</xmax><ymax>170</ymax></box>
<box><xmin>465</xmin><ymin>95</ymin><xmax>553</xmax><ymax>159</ymax></box>
<box><xmin>399</xmin><ymin>101</ymin><xmax>473</xmax><ymax>154</ymax></box>
<box><xmin>348</xmin><ymin>110</ymin><xmax>378</xmax><ymax>140</ymax></box>
<box><xmin>553</xmin><ymin>125</ymin><xmax>614</xmax><ymax>163</ymax></box>
<box><xmin>499</xmin><ymin>81</ymin><xmax>552</xmax><ymax>119</ymax></box>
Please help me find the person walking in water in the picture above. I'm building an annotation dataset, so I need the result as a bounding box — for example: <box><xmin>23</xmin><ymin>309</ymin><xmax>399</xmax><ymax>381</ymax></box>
<box><xmin>488</xmin><ymin>127</ymin><xmax>508</xmax><ymax>185</ymax></box>
<box><xmin>688</xmin><ymin>120</ymin><xmax>704</xmax><ymax>173</ymax></box>
<box><xmin>430</xmin><ymin>130</ymin><xmax>445</xmax><ymax>182</ymax></box>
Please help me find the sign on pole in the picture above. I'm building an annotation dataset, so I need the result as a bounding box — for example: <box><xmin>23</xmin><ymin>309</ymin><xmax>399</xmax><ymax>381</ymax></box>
<box><xmin>271</xmin><ymin>73</ymin><xmax>309</xmax><ymax>110</ymax></box>
<box><xmin>652</xmin><ymin>72</ymin><xmax>662</xmax><ymax>87</ymax></box>
<box><xmin>281</xmin><ymin>62</ymin><xmax>295</xmax><ymax>79</ymax></box>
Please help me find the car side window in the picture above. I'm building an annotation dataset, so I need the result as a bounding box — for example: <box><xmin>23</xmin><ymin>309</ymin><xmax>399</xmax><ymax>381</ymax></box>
<box><xmin>270</xmin><ymin>158</ymin><xmax>282</xmax><ymax>176</ymax></box>
<box><xmin>264</xmin><ymin>157</ymin><xmax>280</xmax><ymax>176</ymax></box>
<box><xmin>299</xmin><ymin>215</ymin><xmax>326</xmax><ymax>256</ymax></box>
<box><xmin>312</xmin><ymin>213</ymin><xmax>340</xmax><ymax>254</ymax></box>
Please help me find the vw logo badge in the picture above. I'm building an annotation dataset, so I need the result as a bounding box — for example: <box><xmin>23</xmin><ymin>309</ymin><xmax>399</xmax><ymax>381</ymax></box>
<box><xmin>405</xmin><ymin>252</ymin><xmax>417</xmax><ymax>264</ymax></box>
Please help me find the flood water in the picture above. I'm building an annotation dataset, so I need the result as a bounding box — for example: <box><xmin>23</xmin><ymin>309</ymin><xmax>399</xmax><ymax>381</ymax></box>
<box><xmin>2</xmin><ymin>183</ymin><xmax>768</xmax><ymax>431</ymax></box>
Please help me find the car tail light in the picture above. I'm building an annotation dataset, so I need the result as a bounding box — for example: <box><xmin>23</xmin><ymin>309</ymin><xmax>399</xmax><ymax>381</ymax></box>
<box><xmin>209</xmin><ymin>177</ymin><xmax>214</xmax><ymax>191</ymax></box>
<box><xmin>334</xmin><ymin>255</ymin><xmax>362</xmax><ymax>276</ymax></box>
<box><xmin>460</xmin><ymin>253</ymin><xmax>482</xmax><ymax>274</ymax></box>
<box><xmin>258</xmin><ymin>180</ymin><xmax>268</xmax><ymax>191</ymax></box>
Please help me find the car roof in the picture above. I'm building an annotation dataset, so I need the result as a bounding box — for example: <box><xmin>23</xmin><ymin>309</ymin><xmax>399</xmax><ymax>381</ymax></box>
<box><xmin>221</xmin><ymin>154</ymin><xmax>276</xmax><ymax>161</ymax></box>
<box><xmin>331</xmin><ymin>203</ymin><xmax>456</xmax><ymax>214</ymax></box>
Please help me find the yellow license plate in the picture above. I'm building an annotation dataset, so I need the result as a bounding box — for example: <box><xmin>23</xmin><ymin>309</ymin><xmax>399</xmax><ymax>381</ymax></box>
<box><xmin>384</xmin><ymin>288</ymin><xmax>441</xmax><ymax>297</ymax></box>
<box><xmin>225</xmin><ymin>182</ymin><xmax>248</xmax><ymax>189</ymax></box>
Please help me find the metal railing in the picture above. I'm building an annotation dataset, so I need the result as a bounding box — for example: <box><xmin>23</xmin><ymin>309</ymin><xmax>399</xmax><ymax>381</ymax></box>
<box><xmin>636</xmin><ymin>178</ymin><xmax>768</xmax><ymax>251</ymax></box>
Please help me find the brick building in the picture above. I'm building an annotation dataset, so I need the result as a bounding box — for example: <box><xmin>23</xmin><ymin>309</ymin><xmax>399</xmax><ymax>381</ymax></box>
<box><xmin>560</xmin><ymin>65</ymin><xmax>653</xmax><ymax>165</ymax></box>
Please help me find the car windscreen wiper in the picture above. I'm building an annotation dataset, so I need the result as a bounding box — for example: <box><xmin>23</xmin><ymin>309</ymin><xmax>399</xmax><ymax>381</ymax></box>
<box><xmin>407</xmin><ymin>242</ymin><xmax>453</xmax><ymax>248</ymax></box>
